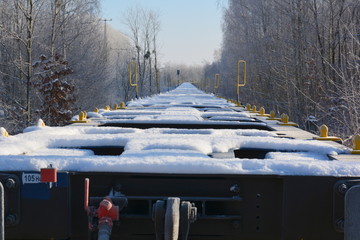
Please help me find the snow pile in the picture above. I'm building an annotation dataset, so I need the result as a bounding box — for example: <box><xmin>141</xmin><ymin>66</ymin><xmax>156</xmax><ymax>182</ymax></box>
<box><xmin>23</xmin><ymin>119</ymin><xmax>47</xmax><ymax>133</ymax></box>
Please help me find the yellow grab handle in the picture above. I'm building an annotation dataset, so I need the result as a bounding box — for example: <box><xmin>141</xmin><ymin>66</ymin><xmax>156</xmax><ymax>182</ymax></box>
<box><xmin>214</xmin><ymin>74</ymin><xmax>220</xmax><ymax>93</ymax></box>
<box><xmin>128</xmin><ymin>61</ymin><xmax>138</xmax><ymax>96</ymax></box>
<box><xmin>237</xmin><ymin>60</ymin><xmax>246</xmax><ymax>95</ymax></box>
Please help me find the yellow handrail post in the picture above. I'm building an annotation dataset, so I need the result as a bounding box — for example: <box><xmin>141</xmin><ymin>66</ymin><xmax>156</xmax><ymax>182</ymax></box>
<box><xmin>214</xmin><ymin>74</ymin><xmax>220</xmax><ymax>94</ymax></box>
<box><xmin>128</xmin><ymin>61</ymin><xmax>138</xmax><ymax>98</ymax></box>
<box><xmin>237</xmin><ymin>60</ymin><xmax>247</xmax><ymax>102</ymax></box>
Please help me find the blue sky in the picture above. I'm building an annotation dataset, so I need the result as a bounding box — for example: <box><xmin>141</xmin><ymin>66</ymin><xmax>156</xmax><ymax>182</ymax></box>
<box><xmin>100</xmin><ymin>0</ymin><xmax>226</xmax><ymax>66</ymax></box>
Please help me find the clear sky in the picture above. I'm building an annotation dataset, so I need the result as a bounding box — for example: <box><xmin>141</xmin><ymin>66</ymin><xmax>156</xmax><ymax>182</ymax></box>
<box><xmin>100</xmin><ymin>0</ymin><xmax>226</xmax><ymax>66</ymax></box>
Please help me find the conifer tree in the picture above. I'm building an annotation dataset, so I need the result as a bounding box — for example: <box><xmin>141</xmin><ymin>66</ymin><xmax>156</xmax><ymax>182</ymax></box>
<box><xmin>33</xmin><ymin>54</ymin><xmax>75</xmax><ymax>125</ymax></box>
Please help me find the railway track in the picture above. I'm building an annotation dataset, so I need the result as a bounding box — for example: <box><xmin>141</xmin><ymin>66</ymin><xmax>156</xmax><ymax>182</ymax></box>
<box><xmin>0</xmin><ymin>83</ymin><xmax>360</xmax><ymax>240</ymax></box>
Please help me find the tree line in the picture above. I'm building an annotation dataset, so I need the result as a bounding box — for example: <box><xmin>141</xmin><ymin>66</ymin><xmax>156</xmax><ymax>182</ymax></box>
<box><xmin>0</xmin><ymin>1</ymin><xmax>179</xmax><ymax>133</ymax></box>
<box><xmin>204</xmin><ymin>0</ymin><xmax>360</xmax><ymax>144</ymax></box>
<box><xmin>0</xmin><ymin>0</ymin><xmax>111</xmax><ymax>132</ymax></box>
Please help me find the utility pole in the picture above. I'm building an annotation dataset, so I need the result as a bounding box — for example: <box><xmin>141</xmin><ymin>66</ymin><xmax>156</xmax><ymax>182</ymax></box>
<box><xmin>102</xmin><ymin>18</ymin><xmax>112</xmax><ymax>49</ymax></box>
<box><xmin>110</xmin><ymin>48</ymin><xmax>129</xmax><ymax>94</ymax></box>
<box><xmin>177</xmin><ymin>69</ymin><xmax>180</xmax><ymax>86</ymax></box>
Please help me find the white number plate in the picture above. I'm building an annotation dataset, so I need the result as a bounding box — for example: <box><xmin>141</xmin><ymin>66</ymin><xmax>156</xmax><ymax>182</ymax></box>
<box><xmin>22</xmin><ymin>173</ymin><xmax>41</xmax><ymax>184</ymax></box>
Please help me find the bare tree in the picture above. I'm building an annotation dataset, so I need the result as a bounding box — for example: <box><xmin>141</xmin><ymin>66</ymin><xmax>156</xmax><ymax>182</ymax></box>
<box><xmin>123</xmin><ymin>6</ymin><xmax>161</xmax><ymax>97</ymax></box>
<box><xmin>0</xmin><ymin>0</ymin><xmax>118</xmax><ymax>132</ymax></box>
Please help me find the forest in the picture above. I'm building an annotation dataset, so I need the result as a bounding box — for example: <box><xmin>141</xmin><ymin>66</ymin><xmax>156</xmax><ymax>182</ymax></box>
<box><xmin>0</xmin><ymin>0</ymin><xmax>205</xmax><ymax>133</ymax></box>
<box><xmin>0</xmin><ymin>0</ymin><xmax>180</xmax><ymax>133</ymax></box>
<box><xmin>1</xmin><ymin>0</ymin><xmax>359</xmax><ymax>144</ymax></box>
<box><xmin>204</xmin><ymin>0</ymin><xmax>360</xmax><ymax>144</ymax></box>
<box><xmin>0</xmin><ymin>0</ymin><xmax>110</xmax><ymax>131</ymax></box>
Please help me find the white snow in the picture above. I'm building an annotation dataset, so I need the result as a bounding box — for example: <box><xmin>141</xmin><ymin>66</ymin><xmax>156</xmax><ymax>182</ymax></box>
<box><xmin>0</xmin><ymin>82</ymin><xmax>358</xmax><ymax>176</ymax></box>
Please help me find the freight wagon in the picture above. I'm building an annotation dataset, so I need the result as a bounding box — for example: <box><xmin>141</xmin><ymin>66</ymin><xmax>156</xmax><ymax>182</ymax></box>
<box><xmin>0</xmin><ymin>83</ymin><xmax>360</xmax><ymax>240</ymax></box>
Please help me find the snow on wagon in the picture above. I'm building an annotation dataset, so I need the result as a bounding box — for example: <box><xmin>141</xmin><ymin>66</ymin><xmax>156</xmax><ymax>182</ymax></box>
<box><xmin>0</xmin><ymin>83</ymin><xmax>360</xmax><ymax>240</ymax></box>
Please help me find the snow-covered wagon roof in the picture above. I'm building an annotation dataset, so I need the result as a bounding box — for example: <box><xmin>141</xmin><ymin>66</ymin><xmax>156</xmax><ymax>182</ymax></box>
<box><xmin>1</xmin><ymin>83</ymin><xmax>359</xmax><ymax>176</ymax></box>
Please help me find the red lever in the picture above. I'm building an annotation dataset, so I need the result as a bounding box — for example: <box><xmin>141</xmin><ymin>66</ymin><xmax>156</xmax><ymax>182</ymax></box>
<box><xmin>84</xmin><ymin>178</ymin><xmax>89</xmax><ymax>213</ymax></box>
<box><xmin>84</xmin><ymin>178</ymin><xmax>119</xmax><ymax>220</ymax></box>
<box><xmin>84</xmin><ymin>178</ymin><xmax>120</xmax><ymax>239</ymax></box>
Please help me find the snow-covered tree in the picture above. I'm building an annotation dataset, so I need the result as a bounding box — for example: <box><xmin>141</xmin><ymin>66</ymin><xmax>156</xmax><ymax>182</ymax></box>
<box><xmin>0</xmin><ymin>0</ymin><xmax>131</xmax><ymax>132</ymax></box>
<box><xmin>215</xmin><ymin>0</ymin><xmax>360</xmax><ymax>144</ymax></box>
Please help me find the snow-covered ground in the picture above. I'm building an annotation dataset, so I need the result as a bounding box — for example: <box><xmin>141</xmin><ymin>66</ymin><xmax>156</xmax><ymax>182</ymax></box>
<box><xmin>0</xmin><ymin>83</ymin><xmax>359</xmax><ymax>176</ymax></box>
